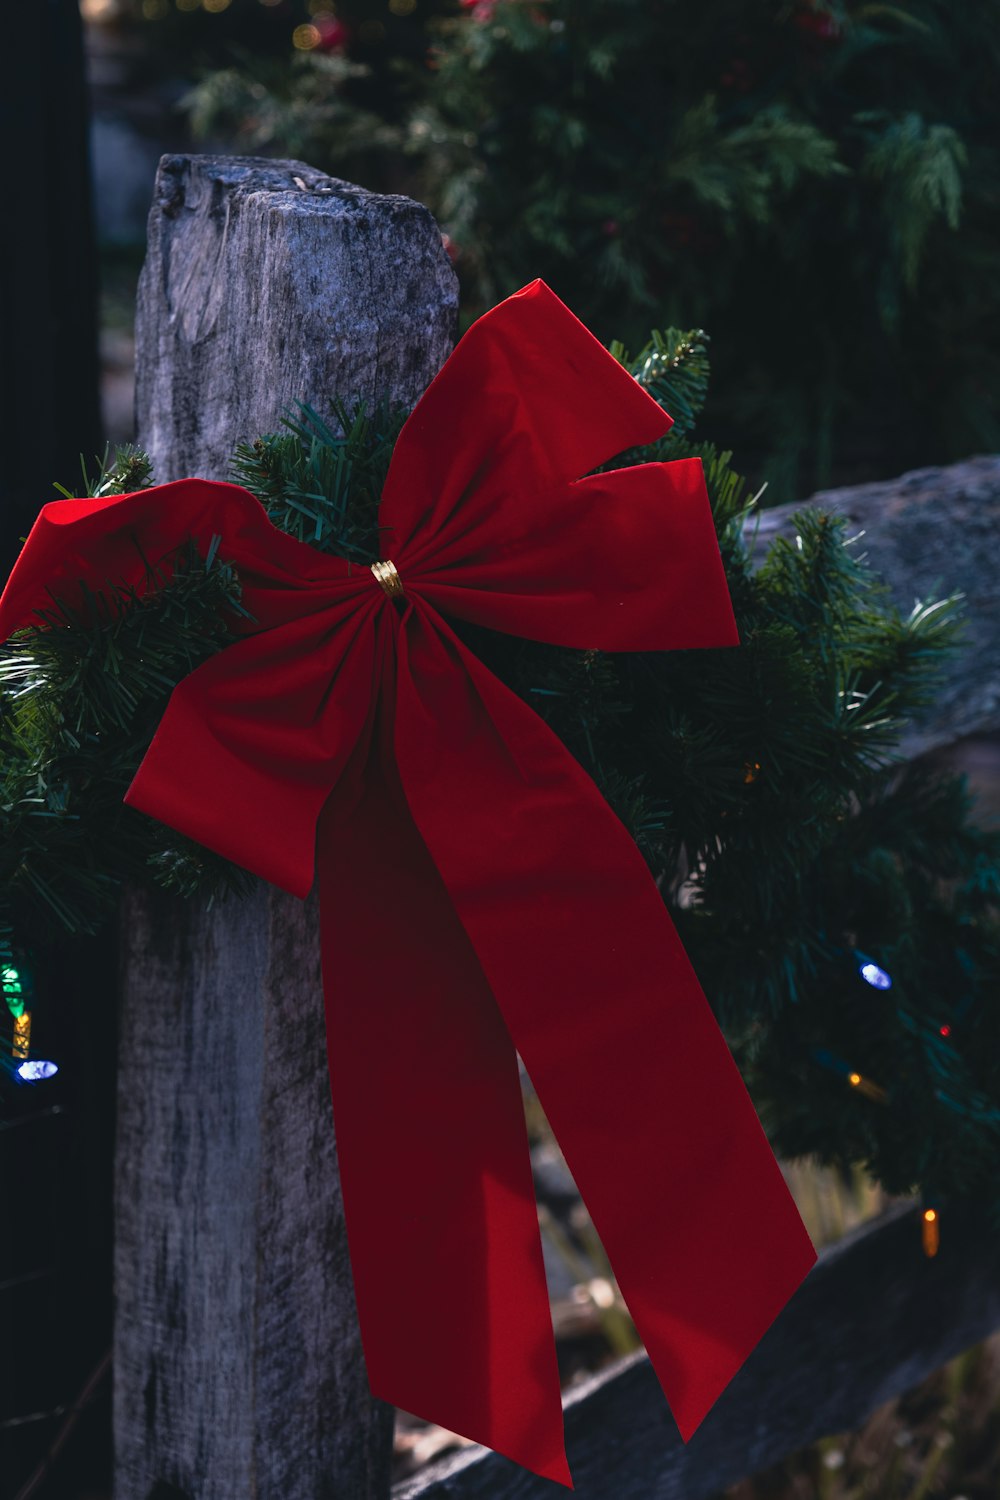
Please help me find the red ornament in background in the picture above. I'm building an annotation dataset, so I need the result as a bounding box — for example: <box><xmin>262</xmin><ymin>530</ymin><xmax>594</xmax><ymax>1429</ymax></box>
<box><xmin>0</xmin><ymin>282</ymin><xmax>815</xmax><ymax>1483</ymax></box>
<box><xmin>791</xmin><ymin>4</ymin><xmax>841</xmax><ymax>41</ymax></box>
<box><xmin>459</xmin><ymin>0</ymin><xmax>497</xmax><ymax>20</ymax></box>
<box><xmin>719</xmin><ymin>56</ymin><xmax>753</xmax><ymax>92</ymax></box>
<box><xmin>315</xmin><ymin>15</ymin><xmax>350</xmax><ymax>50</ymax></box>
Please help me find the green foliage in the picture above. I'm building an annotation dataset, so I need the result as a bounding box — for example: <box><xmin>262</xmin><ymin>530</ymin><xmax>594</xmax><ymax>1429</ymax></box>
<box><xmin>663</xmin><ymin>98</ymin><xmax>846</xmax><ymax>221</ymax></box>
<box><xmin>182</xmin><ymin>54</ymin><xmax>401</xmax><ymax>187</ymax></box>
<box><xmin>52</xmin><ymin>442</ymin><xmax>154</xmax><ymax>502</ymax></box>
<box><xmin>609</xmin><ymin>329</ymin><xmax>712</xmax><ymax>442</ymax></box>
<box><xmin>0</xmin><ymin>450</ymin><xmax>251</xmax><ymax>939</ymax></box>
<box><xmin>184</xmin><ymin>0</ymin><xmax>1000</xmax><ymax>501</ymax></box>
<box><xmin>231</xmin><ymin>399</ymin><xmax>408</xmax><ymax>560</ymax></box>
<box><xmin>858</xmin><ymin>111</ymin><xmax>967</xmax><ymax>318</ymax></box>
<box><xmin>3</xmin><ymin>332</ymin><xmax>998</xmax><ymax>1218</ymax></box>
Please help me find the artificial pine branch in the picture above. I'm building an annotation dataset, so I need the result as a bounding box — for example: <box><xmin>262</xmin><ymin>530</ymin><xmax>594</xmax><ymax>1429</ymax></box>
<box><xmin>52</xmin><ymin>442</ymin><xmax>154</xmax><ymax>501</ymax></box>
<box><xmin>230</xmin><ymin>398</ymin><xmax>407</xmax><ymax>561</ymax></box>
<box><xmin>0</xmin><ymin>535</ymin><xmax>250</xmax><ymax>938</ymax></box>
<box><xmin>609</xmin><ymin>328</ymin><xmax>711</xmax><ymax>440</ymax></box>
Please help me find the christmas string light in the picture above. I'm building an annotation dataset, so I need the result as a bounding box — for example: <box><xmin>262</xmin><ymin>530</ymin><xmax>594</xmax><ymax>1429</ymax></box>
<box><xmin>898</xmin><ymin>1010</ymin><xmax>1000</xmax><ymax>1125</ymax></box>
<box><xmin>811</xmin><ymin>1048</ymin><xmax>889</xmax><ymax>1104</ymax></box>
<box><xmin>2</xmin><ymin>961</ymin><xmax>25</xmax><ymax>1016</ymax></box>
<box><xmin>922</xmin><ymin>1208</ymin><xmax>939</xmax><ymax>1258</ymax></box>
<box><xmin>12</xmin><ymin>1011</ymin><xmax>30</xmax><ymax>1059</ymax></box>
<box><xmin>16</xmin><ymin>1059</ymin><xmax>59</xmax><ymax>1083</ymax></box>
<box><xmin>847</xmin><ymin>1070</ymin><xmax>888</xmax><ymax>1104</ymax></box>
<box><xmin>857</xmin><ymin>956</ymin><xmax>892</xmax><ymax>990</ymax></box>
<box><xmin>2</xmin><ymin>956</ymin><xmax>58</xmax><ymax>1085</ymax></box>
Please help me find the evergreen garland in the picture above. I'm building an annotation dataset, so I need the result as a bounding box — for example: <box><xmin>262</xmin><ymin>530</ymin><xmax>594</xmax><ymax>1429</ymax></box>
<box><xmin>2</xmin><ymin>332</ymin><xmax>997</xmax><ymax>1220</ymax></box>
<box><xmin>181</xmin><ymin>0</ymin><xmax>1000</xmax><ymax>500</ymax></box>
<box><xmin>0</xmin><ymin>501</ymin><xmax>251</xmax><ymax>939</ymax></box>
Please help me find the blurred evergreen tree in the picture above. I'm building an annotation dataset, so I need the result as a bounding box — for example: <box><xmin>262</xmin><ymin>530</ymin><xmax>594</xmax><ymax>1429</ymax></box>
<box><xmin>1</xmin><ymin>0</ymin><xmax>102</xmax><ymax>575</ymax></box>
<box><xmin>110</xmin><ymin>0</ymin><xmax>448</xmax><ymax>133</ymax></box>
<box><xmin>180</xmin><ymin>0</ymin><xmax>1000</xmax><ymax>501</ymax></box>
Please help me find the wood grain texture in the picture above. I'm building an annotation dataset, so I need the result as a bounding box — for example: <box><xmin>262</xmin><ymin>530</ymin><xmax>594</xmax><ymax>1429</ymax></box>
<box><xmin>115</xmin><ymin>887</ymin><xmax>395</xmax><ymax>1500</ymax></box>
<box><xmin>396</xmin><ymin>1202</ymin><xmax>1000</xmax><ymax>1500</ymax></box>
<box><xmin>116</xmin><ymin>156</ymin><xmax>457</xmax><ymax>1500</ymax></box>
<box><xmin>746</xmin><ymin>456</ymin><xmax>1000</xmax><ymax>757</ymax></box>
<box><xmin>135</xmin><ymin>154</ymin><xmax>458</xmax><ymax>483</ymax></box>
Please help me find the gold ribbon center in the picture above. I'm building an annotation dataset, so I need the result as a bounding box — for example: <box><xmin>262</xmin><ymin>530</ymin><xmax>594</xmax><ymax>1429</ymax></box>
<box><xmin>371</xmin><ymin>559</ymin><xmax>405</xmax><ymax>599</ymax></box>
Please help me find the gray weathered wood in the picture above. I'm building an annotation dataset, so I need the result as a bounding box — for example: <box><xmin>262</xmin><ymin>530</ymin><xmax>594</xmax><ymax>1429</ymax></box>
<box><xmin>396</xmin><ymin>1201</ymin><xmax>1000</xmax><ymax>1500</ymax></box>
<box><xmin>115</xmin><ymin>155</ymin><xmax>458</xmax><ymax>1500</ymax></box>
<box><xmin>115</xmin><ymin>889</ymin><xmax>389</xmax><ymax>1500</ymax></box>
<box><xmin>136</xmin><ymin>154</ymin><xmax>457</xmax><ymax>483</ymax></box>
<box><xmin>746</xmin><ymin>455</ymin><xmax>1000</xmax><ymax>757</ymax></box>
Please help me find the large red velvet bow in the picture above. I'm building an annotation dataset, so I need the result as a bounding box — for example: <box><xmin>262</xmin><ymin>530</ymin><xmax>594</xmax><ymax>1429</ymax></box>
<box><xmin>0</xmin><ymin>282</ymin><xmax>814</xmax><ymax>1484</ymax></box>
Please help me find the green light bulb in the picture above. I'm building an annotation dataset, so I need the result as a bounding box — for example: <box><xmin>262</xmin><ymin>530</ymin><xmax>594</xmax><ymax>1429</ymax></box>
<box><xmin>2</xmin><ymin>960</ymin><xmax>32</xmax><ymax>1019</ymax></box>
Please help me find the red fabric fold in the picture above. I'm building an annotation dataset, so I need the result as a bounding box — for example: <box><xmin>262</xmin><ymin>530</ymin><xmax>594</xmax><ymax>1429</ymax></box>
<box><xmin>395</xmin><ymin>603</ymin><xmax>816</xmax><ymax>1440</ymax></box>
<box><xmin>318</xmin><ymin>615</ymin><xmax>571</xmax><ymax>1482</ymax></box>
<box><xmin>127</xmin><ymin>600</ymin><xmax>378</xmax><ymax>897</ymax></box>
<box><xmin>0</xmin><ymin>478</ymin><xmax>354</xmax><ymax>639</ymax></box>
<box><xmin>380</xmin><ymin>280</ymin><xmax>674</xmax><ymax>578</ymax></box>
<box><xmin>410</xmin><ymin>459</ymin><xmax>738</xmax><ymax>651</ymax></box>
<box><xmin>0</xmin><ymin>280</ymin><xmax>816</xmax><ymax>1485</ymax></box>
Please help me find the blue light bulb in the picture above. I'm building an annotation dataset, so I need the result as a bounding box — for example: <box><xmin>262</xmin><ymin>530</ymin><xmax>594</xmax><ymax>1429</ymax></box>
<box><xmin>16</xmin><ymin>1059</ymin><xmax>58</xmax><ymax>1082</ymax></box>
<box><xmin>859</xmin><ymin>961</ymin><xmax>892</xmax><ymax>990</ymax></box>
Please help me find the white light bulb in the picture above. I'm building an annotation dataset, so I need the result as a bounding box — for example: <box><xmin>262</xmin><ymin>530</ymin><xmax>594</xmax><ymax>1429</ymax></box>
<box><xmin>16</xmin><ymin>1059</ymin><xmax>58</xmax><ymax>1082</ymax></box>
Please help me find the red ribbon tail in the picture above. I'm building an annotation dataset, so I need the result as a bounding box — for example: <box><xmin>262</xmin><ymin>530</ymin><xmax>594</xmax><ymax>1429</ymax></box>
<box><xmin>520</xmin><ymin>937</ymin><xmax>818</xmax><ymax>1440</ymax></box>
<box><xmin>396</xmin><ymin>608</ymin><xmax>817</xmax><ymax>1442</ymax></box>
<box><xmin>316</xmin><ymin>665</ymin><xmax>572</xmax><ymax>1485</ymax></box>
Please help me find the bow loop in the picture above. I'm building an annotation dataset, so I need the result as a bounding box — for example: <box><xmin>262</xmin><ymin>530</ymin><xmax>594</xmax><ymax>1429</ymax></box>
<box><xmin>412</xmin><ymin>458</ymin><xmax>740</xmax><ymax>652</ymax></box>
<box><xmin>380</xmin><ymin>281</ymin><xmax>674</xmax><ymax>578</ymax></box>
<box><xmin>126</xmin><ymin>593</ymin><xmax>381</xmax><ymax>900</ymax></box>
<box><xmin>378</xmin><ymin>283</ymin><xmax>735</xmax><ymax>653</ymax></box>
<box><xmin>0</xmin><ymin>480</ymin><xmax>360</xmax><ymax>641</ymax></box>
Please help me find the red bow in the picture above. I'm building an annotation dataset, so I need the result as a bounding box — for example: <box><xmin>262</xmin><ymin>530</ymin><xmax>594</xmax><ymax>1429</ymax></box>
<box><xmin>0</xmin><ymin>282</ymin><xmax>814</xmax><ymax>1484</ymax></box>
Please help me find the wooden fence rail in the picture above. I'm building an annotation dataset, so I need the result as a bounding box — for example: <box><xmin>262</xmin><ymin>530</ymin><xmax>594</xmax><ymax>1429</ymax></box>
<box><xmin>397</xmin><ymin>1202</ymin><xmax>1000</xmax><ymax>1499</ymax></box>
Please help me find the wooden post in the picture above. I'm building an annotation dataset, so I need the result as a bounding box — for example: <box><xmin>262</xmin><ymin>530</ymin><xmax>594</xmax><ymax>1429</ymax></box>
<box><xmin>115</xmin><ymin>155</ymin><xmax>457</xmax><ymax>1500</ymax></box>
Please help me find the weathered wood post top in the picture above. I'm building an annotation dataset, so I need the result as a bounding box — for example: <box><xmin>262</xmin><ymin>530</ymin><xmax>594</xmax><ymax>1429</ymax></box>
<box><xmin>137</xmin><ymin>153</ymin><xmax>458</xmax><ymax>483</ymax></box>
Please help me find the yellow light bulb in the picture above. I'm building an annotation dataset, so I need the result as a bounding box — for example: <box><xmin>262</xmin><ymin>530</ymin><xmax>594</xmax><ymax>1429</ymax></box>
<box><xmin>12</xmin><ymin>1011</ymin><xmax>31</xmax><ymax>1060</ymax></box>
<box><xmin>922</xmin><ymin>1208</ymin><xmax>940</xmax><ymax>1258</ymax></box>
